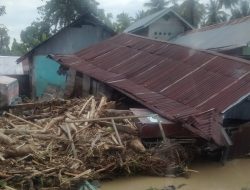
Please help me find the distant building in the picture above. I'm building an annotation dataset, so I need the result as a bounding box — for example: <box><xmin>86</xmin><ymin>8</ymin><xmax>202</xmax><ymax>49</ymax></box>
<box><xmin>17</xmin><ymin>13</ymin><xmax>115</xmax><ymax>98</ymax></box>
<box><xmin>124</xmin><ymin>9</ymin><xmax>194</xmax><ymax>41</ymax></box>
<box><xmin>0</xmin><ymin>56</ymin><xmax>29</xmax><ymax>96</ymax></box>
<box><xmin>172</xmin><ymin>16</ymin><xmax>250</xmax><ymax>60</ymax></box>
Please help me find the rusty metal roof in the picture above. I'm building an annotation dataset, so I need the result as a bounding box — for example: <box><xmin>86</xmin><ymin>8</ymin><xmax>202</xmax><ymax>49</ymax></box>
<box><xmin>50</xmin><ymin>33</ymin><xmax>250</xmax><ymax>146</ymax></box>
<box><xmin>172</xmin><ymin>16</ymin><xmax>250</xmax><ymax>50</ymax></box>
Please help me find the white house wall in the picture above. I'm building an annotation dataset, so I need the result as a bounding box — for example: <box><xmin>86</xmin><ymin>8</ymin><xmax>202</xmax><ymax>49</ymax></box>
<box><xmin>148</xmin><ymin>17</ymin><xmax>185</xmax><ymax>41</ymax></box>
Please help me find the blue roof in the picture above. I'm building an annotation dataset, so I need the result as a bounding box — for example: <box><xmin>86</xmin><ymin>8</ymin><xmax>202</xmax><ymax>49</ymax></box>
<box><xmin>124</xmin><ymin>9</ymin><xmax>194</xmax><ymax>33</ymax></box>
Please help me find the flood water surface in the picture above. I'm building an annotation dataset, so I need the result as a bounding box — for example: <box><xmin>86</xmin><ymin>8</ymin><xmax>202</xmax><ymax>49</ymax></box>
<box><xmin>102</xmin><ymin>159</ymin><xmax>250</xmax><ymax>190</ymax></box>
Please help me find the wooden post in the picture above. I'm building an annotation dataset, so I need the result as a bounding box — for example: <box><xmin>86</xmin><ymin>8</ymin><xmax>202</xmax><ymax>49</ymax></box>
<box><xmin>3</xmin><ymin>112</ymin><xmax>43</xmax><ymax>129</ymax></box>
<box><xmin>78</xmin><ymin>96</ymin><xmax>94</xmax><ymax>116</ymax></box>
<box><xmin>66</xmin><ymin>114</ymin><xmax>157</xmax><ymax>123</ymax></box>
<box><xmin>158</xmin><ymin>121</ymin><xmax>167</xmax><ymax>143</ymax></box>
<box><xmin>111</xmin><ymin>119</ymin><xmax>123</xmax><ymax>146</ymax></box>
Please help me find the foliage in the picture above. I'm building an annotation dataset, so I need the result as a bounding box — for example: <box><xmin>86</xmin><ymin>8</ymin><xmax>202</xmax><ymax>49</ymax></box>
<box><xmin>115</xmin><ymin>12</ymin><xmax>134</xmax><ymax>33</ymax></box>
<box><xmin>144</xmin><ymin>0</ymin><xmax>170</xmax><ymax>13</ymax></box>
<box><xmin>218</xmin><ymin>0</ymin><xmax>240</xmax><ymax>9</ymax></box>
<box><xmin>135</xmin><ymin>10</ymin><xmax>150</xmax><ymax>21</ymax></box>
<box><xmin>19</xmin><ymin>21</ymin><xmax>50</xmax><ymax>52</ymax></box>
<box><xmin>205</xmin><ymin>0</ymin><xmax>228</xmax><ymax>25</ymax></box>
<box><xmin>11</xmin><ymin>39</ymin><xmax>28</xmax><ymax>56</ymax></box>
<box><xmin>178</xmin><ymin>0</ymin><xmax>206</xmax><ymax>27</ymax></box>
<box><xmin>97</xmin><ymin>9</ymin><xmax>114</xmax><ymax>28</ymax></box>
<box><xmin>38</xmin><ymin>0</ymin><xmax>99</xmax><ymax>33</ymax></box>
<box><xmin>231</xmin><ymin>0</ymin><xmax>250</xmax><ymax>19</ymax></box>
<box><xmin>0</xmin><ymin>25</ymin><xmax>11</xmax><ymax>55</ymax></box>
<box><xmin>0</xmin><ymin>6</ymin><xmax>5</xmax><ymax>16</ymax></box>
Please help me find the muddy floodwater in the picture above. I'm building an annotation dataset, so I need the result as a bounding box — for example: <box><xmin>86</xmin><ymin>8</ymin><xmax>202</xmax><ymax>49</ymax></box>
<box><xmin>102</xmin><ymin>159</ymin><xmax>250</xmax><ymax>190</ymax></box>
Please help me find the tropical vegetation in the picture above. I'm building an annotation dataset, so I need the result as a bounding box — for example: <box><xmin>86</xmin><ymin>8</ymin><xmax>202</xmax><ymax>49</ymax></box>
<box><xmin>0</xmin><ymin>0</ymin><xmax>250</xmax><ymax>56</ymax></box>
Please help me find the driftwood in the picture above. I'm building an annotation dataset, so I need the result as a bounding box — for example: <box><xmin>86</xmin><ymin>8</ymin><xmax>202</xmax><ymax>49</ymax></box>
<box><xmin>3</xmin><ymin>112</ymin><xmax>43</xmax><ymax>129</ymax></box>
<box><xmin>0</xmin><ymin>96</ymin><xmax>188</xmax><ymax>190</ymax></box>
<box><xmin>4</xmin><ymin>145</ymin><xmax>34</xmax><ymax>158</ymax></box>
<box><xmin>0</xmin><ymin>132</ymin><xmax>14</xmax><ymax>145</ymax></box>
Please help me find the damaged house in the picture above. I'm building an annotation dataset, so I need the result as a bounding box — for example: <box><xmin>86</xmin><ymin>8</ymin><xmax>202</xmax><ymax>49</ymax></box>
<box><xmin>48</xmin><ymin>33</ymin><xmax>250</xmax><ymax>158</ymax></box>
<box><xmin>172</xmin><ymin>16</ymin><xmax>250</xmax><ymax>60</ymax></box>
<box><xmin>17</xmin><ymin>12</ymin><xmax>115</xmax><ymax>98</ymax></box>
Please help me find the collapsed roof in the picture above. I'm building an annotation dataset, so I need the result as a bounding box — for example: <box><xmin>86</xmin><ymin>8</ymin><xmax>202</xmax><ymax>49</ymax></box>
<box><xmin>172</xmin><ymin>16</ymin><xmax>250</xmax><ymax>51</ymax></box>
<box><xmin>50</xmin><ymin>33</ymin><xmax>250</xmax><ymax>146</ymax></box>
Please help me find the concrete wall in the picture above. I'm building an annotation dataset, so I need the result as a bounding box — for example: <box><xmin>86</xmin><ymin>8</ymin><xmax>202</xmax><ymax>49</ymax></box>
<box><xmin>28</xmin><ymin>24</ymin><xmax>113</xmax><ymax>98</ymax></box>
<box><xmin>148</xmin><ymin>16</ymin><xmax>185</xmax><ymax>41</ymax></box>
<box><xmin>33</xmin><ymin>56</ymin><xmax>67</xmax><ymax>98</ymax></box>
<box><xmin>34</xmin><ymin>25</ymin><xmax>112</xmax><ymax>55</ymax></box>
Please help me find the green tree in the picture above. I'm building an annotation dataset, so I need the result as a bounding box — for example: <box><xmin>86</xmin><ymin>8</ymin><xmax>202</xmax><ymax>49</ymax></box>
<box><xmin>205</xmin><ymin>0</ymin><xmax>228</xmax><ymax>25</ymax></box>
<box><xmin>115</xmin><ymin>13</ymin><xmax>133</xmax><ymax>33</ymax></box>
<box><xmin>144</xmin><ymin>0</ymin><xmax>170</xmax><ymax>13</ymax></box>
<box><xmin>20</xmin><ymin>21</ymin><xmax>50</xmax><ymax>51</ymax></box>
<box><xmin>178</xmin><ymin>0</ymin><xmax>205</xmax><ymax>27</ymax></box>
<box><xmin>0</xmin><ymin>6</ymin><xmax>5</xmax><ymax>16</ymax></box>
<box><xmin>0</xmin><ymin>26</ymin><xmax>11</xmax><ymax>55</ymax></box>
<box><xmin>231</xmin><ymin>0</ymin><xmax>250</xmax><ymax>19</ymax></box>
<box><xmin>135</xmin><ymin>10</ymin><xmax>149</xmax><ymax>20</ymax></box>
<box><xmin>97</xmin><ymin>9</ymin><xmax>114</xmax><ymax>28</ymax></box>
<box><xmin>39</xmin><ymin>0</ymin><xmax>99</xmax><ymax>32</ymax></box>
<box><xmin>11</xmin><ymin>38</ymin><xmax>28</xmax><ymax>56</ymax></box>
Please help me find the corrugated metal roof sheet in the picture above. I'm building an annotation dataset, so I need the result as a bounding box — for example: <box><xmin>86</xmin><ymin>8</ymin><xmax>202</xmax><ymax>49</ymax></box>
<box><xmin>172</xmin><ymin>16</ymin><xmax>250</xmax><ymax>50</ymax></box>
<box><xmin>50</xmin><ymin>33</ymin><xmax>250</xmax><ymax>146</ymax></box>
<box><xmin>124</xmin><ymin>9</ymin><xmax>194</xmax><ymax>33</ymax></box>
<box><xmin>0</xmin><ymin>56</ymin><xmax>23</xmax><ymax>75</ymax></box>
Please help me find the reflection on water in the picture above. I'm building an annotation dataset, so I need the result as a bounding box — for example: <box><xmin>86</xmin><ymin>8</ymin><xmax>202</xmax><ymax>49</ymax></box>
<box><xmin>102</xmin><ymin>159</ymin><xmax>250</xmax><ymax>190</ymax></box>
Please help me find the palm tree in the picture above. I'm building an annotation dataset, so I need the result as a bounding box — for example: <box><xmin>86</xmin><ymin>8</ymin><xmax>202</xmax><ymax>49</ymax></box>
<box><xmin>218</xmin><ymin>0</ymin><xmax>240</xmax><ymax>9</ymax></box>
<box><xmin>231</xmin><ymin>0</ymin><xmax>250</xmax><ymax>19</ymax></box>
<box><xmin>135</xmin><ymin>10</ymin><xmax>149</xmax><ymax>20</ymax></box>
<box><xmin>144</xmin><ymin>0</ymin><xmax>170</xmax><ymax>13</ymax></box>
<box><xmin>205</xmin><ymin>0</ymin><xmax>228</xmax><ymax>25</ymax></box>
<box><xmin>178</xmin><ymin>0</ymin><xmax>206</xmax><ymax>27</ymax></box>
<box><xmin>115</xmin><ymin>12</ymin><xmax>134</xmax><ymax>33</ymax></box>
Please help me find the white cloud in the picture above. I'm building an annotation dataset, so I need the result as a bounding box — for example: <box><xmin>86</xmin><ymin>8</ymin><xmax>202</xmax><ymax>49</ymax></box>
<box><xmin>98</xmin><ymin>0</ymin><xmax>146</xmax><ymax>17</ymax></box>
<box><xmin>1</xmin><ymin>0</ymin><xmax>44</xmax><ymax>42</ymax></box>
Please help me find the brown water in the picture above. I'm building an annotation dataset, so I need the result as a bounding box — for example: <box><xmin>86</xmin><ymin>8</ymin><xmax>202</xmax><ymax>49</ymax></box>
<box><xmin>102</xmin><ymin>159</ymin><xmax>250</xmax><ymax>190</ymax></box>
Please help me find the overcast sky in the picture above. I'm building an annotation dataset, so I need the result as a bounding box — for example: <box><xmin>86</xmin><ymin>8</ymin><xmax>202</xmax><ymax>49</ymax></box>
<box><xmin>0</xmin><ymin>0</ymin><xmax>208</xmax><ymax>43</ymax></box>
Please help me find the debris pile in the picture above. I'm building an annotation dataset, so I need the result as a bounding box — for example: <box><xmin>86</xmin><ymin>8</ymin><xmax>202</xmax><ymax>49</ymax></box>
<box><xmin>0</xmin><ymin>97</ymin><xmax>187</xmax><ymax>189</ymax></box>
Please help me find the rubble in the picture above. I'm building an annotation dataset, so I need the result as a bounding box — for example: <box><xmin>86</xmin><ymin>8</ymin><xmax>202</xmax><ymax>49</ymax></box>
<box><xmin>0</xmin><ymin>97</ymin><xmax>188</xmax><ymax>189</ymax></box>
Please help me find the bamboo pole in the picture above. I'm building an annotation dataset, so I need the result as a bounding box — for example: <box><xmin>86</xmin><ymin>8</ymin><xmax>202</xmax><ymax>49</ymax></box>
<box><xmin>111</xmin><ymin>119</ymin><xmax>123</xmax><ymax>146</ymax></box>
<box><xmin>78</xmin><ymin>96</ymin><xmax>94</xmax><ymax>116</ymax></box>
<box><xmin>3</xmin><ymin>112</ymin><xmax>43</xmax><ymax>129</ymax></box>
<box><xmin>158</xmin><ymin>121</ymin><xmax>167</xmax><ymax>143</ymax></box>
<box><xmin>66</xmin><ymin>114</ymin><xmax>157</xmax><ymax>123</ymax></box>
<box><xmin>66</xmin><ymin>125</ymin><xmax>78</xmax><ymax>159</ymax></box>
